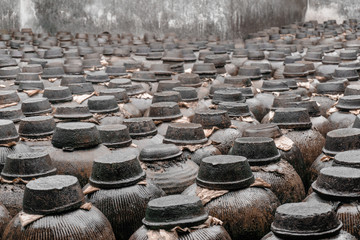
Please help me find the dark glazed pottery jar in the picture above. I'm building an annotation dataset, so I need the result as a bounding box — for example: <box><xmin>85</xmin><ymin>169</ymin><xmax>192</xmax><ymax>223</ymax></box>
<box><xmin>327</xmin><ymin>95</ymin><xmax>360</xmax><ymax>130</ymax></box>
<box><xmin>229</xmin><ymin>137</ymin><xmax>305</xmax><ymax>203</ymax></box>
<box><xmin>182</xmin><ymin>155</ymin><xmax>280</xmax><ymax>240</ymax></box>
<box><xmin>310</xmin><ymin>128</ymin><xmax>360</xmax><ymax>183</ymax></box>
<box><xmin>2</xmin><ymin>175</ymin><xmax>116</xmax><ymax>240</ymax></box>
<box><xmin>312</xmin><ymin>81</ymin><xmax>345</xmax><ymax>117</ymax></box>
<box><xmin>193</xmin><ymin>109</ymin><xmax>240</xmax><ymax>154</ymax></box>
<box><xmin>129</xmin><ymin>195</ymin><xmax>231</xmax><ymax>240</ymax></box>
<box><xmin>332</xmin><ymin>150</ymin><xmax>360</xmax><ymax>169</ymax></box>
<box><xmin>0</xmin><ymin>202</ymin><xmax>10</xmax><ymax>239</ymax></box>
<box><xmin>242</xmin><ymin>123</ymin><xmax>308</xmax><ymax>188</ymax></box>
<box><xmin>84</xmin><ymin>152</ymin><xmax>165</xmax><ymax>240</ymax></box>
<box><xmin>0</xmin><ymin>152</ymin><xmax>56</xmax><ymax>217</ymax></box>
<box><xmin>0</xmin><ymin>119</ymin><xmax>32</xmax><ymax>172</ymax></box>
<box><xmin>97</xmin><ymin>124</ymin><xmax>132</xmax><ymax>148</ymax></box>
<box><xmin>306</xmin><ymin>167</ymin><xmax>360</xmax><ymax>239</ymax></box>
<box><xmin>271</xmin><ymin>108</ymin><xmax>325</xmax><ymax>178</ymax></box>
<box><xmin>261</xmin><ymin>202</ymin><xmax>356</xmax><ymax>240</ymax></box>
<box><xmin>139</xmin><ymin>144</ymin><xmax>198</xmax><ymax>194</ymax></box>
<box><xmin>49</xmin><ymin>122</ymin><xmax>111</xmax><ymax>186</ymax></box>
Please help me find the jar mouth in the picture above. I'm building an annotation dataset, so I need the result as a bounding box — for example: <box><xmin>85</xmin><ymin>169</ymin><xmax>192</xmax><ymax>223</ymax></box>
<box><xmin>89</xmin><ymin>171</ymin><xmax>146</xmax><ymax>189</ymax></box>
<box><xmin>1</xmin><ymin>168</ymin><xmax>57</xmax><ymax>181</ymax></box>
<box><xmin>271</xmin><ymin>222</ymin><xmax>342</xmax><ymax>238</ymax></box>
<box><xmin>142</xmin><ymin>214</ymin><xmax>208</xmax><ymax>230</ymax></box>
<box><xmin>196</xmin><ymin>174</ymin><xmax>255</xmax><ymax>191</ymax></box>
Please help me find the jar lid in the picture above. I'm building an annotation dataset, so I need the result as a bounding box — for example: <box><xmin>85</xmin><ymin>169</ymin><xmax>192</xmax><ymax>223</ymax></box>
<box><xmin>88</xmin><ymin>95</ymin><xmax>119</xmax><ymax>114</ymax></box>
<box><xmin>0</xmin><ymin>119</ymin><xmax>19</xmax><ymax>143</ymax></box>
<box><xmin>212</xmin><ymin>89</ymin><xmax>245</xmax><ymax>104</ymax></box>
<box><xmin>333</xmin><ymin>150</ymin><xmax>360</xmax><ymax>168</ymax></box>
<box><xmin>272</xmin><ymin>108</ymin><xmax>312</xmax><ymax>130</ymax></box>
<box><xmin>271</xmin><ymin>202</ymin><xmax>342</xmax><ymax>238</ymax></box>
<box><xmin>142</xmin><ymin>195</ymin><xmax>208</xmax><ymax>230</ymax></box>
<box><xmin>163</xmin><ymin>123</ymin><xmax>208</xmax><ymax>145</ymax></box>
<box><xmin>89</xmin><ymin>153</ymin><xmax>145</xmax><ymax>189</ymax></box>
<box><xmin>218</xmin><ymin>102</ymin><xmax>251</xmax><ymax>117</ymax></box>
<box><xmin>261</xmin><ymin>81</ymin><xmax>289</xmax><ymax>92</ymax></box>
<box><xmin>42</xmin><ymin>86</ymin><xmax>73</xmax><ymax>103</ymax></box>
<box><xmin>1</xmin><ymin>152</ymin><xmax>56</xmax><ymax>180</ymax></box>
<box><xmin>21</xmin><ymin>97</ymin><xmax>52</xmax><ymax>116</ymax></box>
<box><xmin>336</xmin><ymin>95</ymin><xmax>360</xmax><ymax>110</ymax></box>
<box><xmin>19</xmin><ymin>115</ymin><xmax>56</xmax><ymax>138</ymax></box>
<box><xmin>97</xmin><ymin>124</ymin><xmax>132</xmax><ymax>148</ymax></box>
<box><xmin>152</xmin><ymin>91</ymin><xmax>182</xmax><ymax>103</ymax></box>
<box><xmin>243</xmin><ymin>123</ymin><xmax>282</xmax><ymax>138</ymax></box>
<box><xmin>197</xmin><ymin>155</ymin><xmax>254</xmax><ymax>190</ymax></box>
<box><xmin>316</xmin><ymin>81</ymin><xmax>346</xmax><ymax>95</ymax></box>
<box><xmin>0</xmin><ymin>90</ymin><xmax>20</xmax><ymax>105</ymax></box>
<box><xmin>139</xmin><ymin>144</ymin><xmax>182</xmax><ymax>162</ymax></box>
<box><xmin>54</xmin><ymin>103</ymin><xmax>93</xmax><ymax>120</ymax></box>
<box><xmin>229</xmin><ymin>137</ymin><xmax>281</xmax><ymax>165</ymax></box>
<box><xmin>193</xmin><ymin>110</ymin><xmax>231</xmax><ymax>129</ymax></box>
<box><xmin>52</xmin><ymin>122</ymin><xmax>101</xmax><ymax>150</ymax></box>
<box><xmin>333</xmin><ymin>67</ymin><xmax>359</xmax><ymax>81</ymax></box>
<box><xmin>322</xmin><ymin>128</ymin><xmax>360</xmax><ymax>156</ymax></box>
<box><xmin>148</xmin><ymin>102</ymin><xmax>183</xmax><ymax>121</ymax></box>
<box><xmin>123</xmin><ymin>117</ymin><xmax>157</xmax><ymax>138</ymax></box>
<box><xmin>23</xmin><ymin>175</ymin><xmax>85</xmax><ymax>215</ymax></box>
<box><xmin>312</xmin><ymin>167</ymin><xmax>360</xmax><ymax>199</ymax></box>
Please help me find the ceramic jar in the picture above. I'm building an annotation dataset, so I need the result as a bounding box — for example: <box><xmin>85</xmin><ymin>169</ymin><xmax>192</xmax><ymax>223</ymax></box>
<box><xmin>182</xmin><ymin>155</ymin><xmax>280</xmax><ymax>240</ymax></box>
<box><xmin>84</xmin><ymin>152</ymin><xmax>165</xmax><ymax>240</ymax></box>
<box><xmin>49</xmin><ymin>122</ymin><xmax>111</xmax><ymax>186</ymax></box>
<box><xmin>3</xmin><ymin>175</ymin><xmax>116</xmax><ymax>240</ymax></box>
<box><xmin>229</xmin><ymin>137</ymin><xmax>305</xmax><ymax>203</ymax></box>
<box><xmin>139</xmin><ymin>144</ymin><xmax>198</xmax><ymax>194</ymax></box>
<box><xmin>129</xmin><ymin>195</ymin><xmax>231</xmax><ymax>240</ymax></box>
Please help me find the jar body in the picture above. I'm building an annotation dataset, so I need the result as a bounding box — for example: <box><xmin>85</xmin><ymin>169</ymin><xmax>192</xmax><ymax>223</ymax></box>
<box><xmin>310</xmin><ymin>153</ymin><xmax>334</xmax><ymax>184</ymax></box>
<box><xmin>279</xmin><ymin>145</ymin><xmax>308</xmax><ymax>189</ymax></box>
<box><xmin>327</xmin><ymin>111</ymin><xmax>356</xmax><ymax>130</ymax></box>
<box><xmin>285</xmin><ymin>128</ymin><xmax>325</xmax><ymax>174</ymax></box>
<box><xmin>261</xmin><ymin>230</ymin><xmax>357</xmax><ymax>240</ymax></box>
<box><xmin>129</xmin><ymin>225</ymin><xmax>232</xmax><ymax>240</ymax></box>
<box><xmin>311</xmin><ymin>115</ymin><xmax>331</xmax><ymax>137</ymax></box>
<box><xmin>49</xmin><ymin>144</ymin><xmax>111</xmax><ymax>186</ymax></box>
<box><xmin>246</xmin><ymin>97</ymin><xmax>270</xmax><ymax>122</ymax></box>
<box><xmin>311</xmin><ymin>96</ymin><xmax>336</xmax><ymax>117</ymax></box>
<box><xmin>305</xmin><ymin>193</ymin><xmax>360</xmax><ymax>239</ymax></box>
<box><xmin>86</xmin><ymin>183</ymin><xmax>165</xmax><ymax>240</ymax></box>
<box><xmin>209</xmin><ymin>128</ymin><xmax>242</xmax><ymax>154</ymax></box>
<box><xmin>0</xmin><ymin>184</ymin><xmax>25</xmax><ymax>218</ymax></box>
<box><xmin>144</xmin><ymin>159</ymin><xmax>199</xmax><ymax>194</ymax></box>
<box><xmin>0</xmin><ymin>143</ymin><xmax>33</xmax><ymax>172</ymax></box>
<box><xmin>3</xmin><ymin>207</ymin><xmax>116</xmax><ymax>240</ymax></box>
<box><xmin>251</xmin><ymin>159</ymin><xmax>305</xmax><ymax>204</ymax></box>
<box><xmin>0</xmin><ymin>202</ymin><xmax>10</xmax><ymax>238</ymax></box>
<box><xmin>183</xmin><ymin>184</ymin><xmax>280</xmax><ymax>240</ymax></box>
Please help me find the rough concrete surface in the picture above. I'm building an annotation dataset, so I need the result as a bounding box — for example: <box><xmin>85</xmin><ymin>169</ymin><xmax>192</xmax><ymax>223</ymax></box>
<box><xmin>305</xmin><ymin>0</ymin><xmax>360</xmax><ymax>23</ymax></box>
<box><xmin>1</xmin><ymin>0</ymin><xmax>306</xmax><ymax>39</ymax></box>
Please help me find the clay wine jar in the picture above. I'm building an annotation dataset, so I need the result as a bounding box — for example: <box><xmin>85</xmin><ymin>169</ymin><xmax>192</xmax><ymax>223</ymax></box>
<box><xmin>84</xmin><ymin>152</ymin><xmax>165</xmax><ymax>240</ymax></box>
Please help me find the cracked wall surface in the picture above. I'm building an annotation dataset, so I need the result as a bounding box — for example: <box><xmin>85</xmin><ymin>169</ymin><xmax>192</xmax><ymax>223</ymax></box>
<box><xmin>1</xmin><ymin>0</ymin><xmax>307</xmax><ymax>39</ymax></box>
<box><xmin>305</xmin><ymin>0</ymin><xmax>360</xmax><ymax>23</ymax></box>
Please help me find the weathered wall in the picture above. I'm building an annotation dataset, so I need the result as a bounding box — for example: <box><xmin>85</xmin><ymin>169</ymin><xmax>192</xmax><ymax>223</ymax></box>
<box><xmin>0</xmin><ymin>0</ymin><xmax>307</xmax><ymax>39</ymax></box>
<box><xmin>305</xmin><ymin>0</ymin><xmax>360</xmax><ymax>23</ymax></box>
<box><xmin>0</xmin><ymin>0</ymin><xmax>20</xmax><ymax>30</ymax></box>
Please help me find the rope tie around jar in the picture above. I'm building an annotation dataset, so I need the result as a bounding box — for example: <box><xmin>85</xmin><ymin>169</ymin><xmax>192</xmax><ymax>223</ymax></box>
<box><xmin>0</xmin><ymin>177</ymin><xmax>32</xmax><ymax>184</ymax></box>
<box><xmin>18</xmin><ymin>202</ymin><xmax>93</xmax><ymax>228</ymax></box>
<box><xmin>274</xmin><ymin>135</ymin><xmax>294</xmax><ymax>151</ymax></box>
<box><xmin>82</xmin><ymin>180</ymin><xmax>148</xmax><ymax>195</ymax></box>
<box><xmin>0</xmin><ymin>141</ymin><xmax>16</xmax><ymax>147</ymax></box>
<box><xmin>146</xmin><ymin>216</ymin><xmax>224</xmax><ymax>240</ymax></box>
<box><xmin>195</xmin><ymin>178</ymin><xmax>271</xmax><ymax>205</ymax></box>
